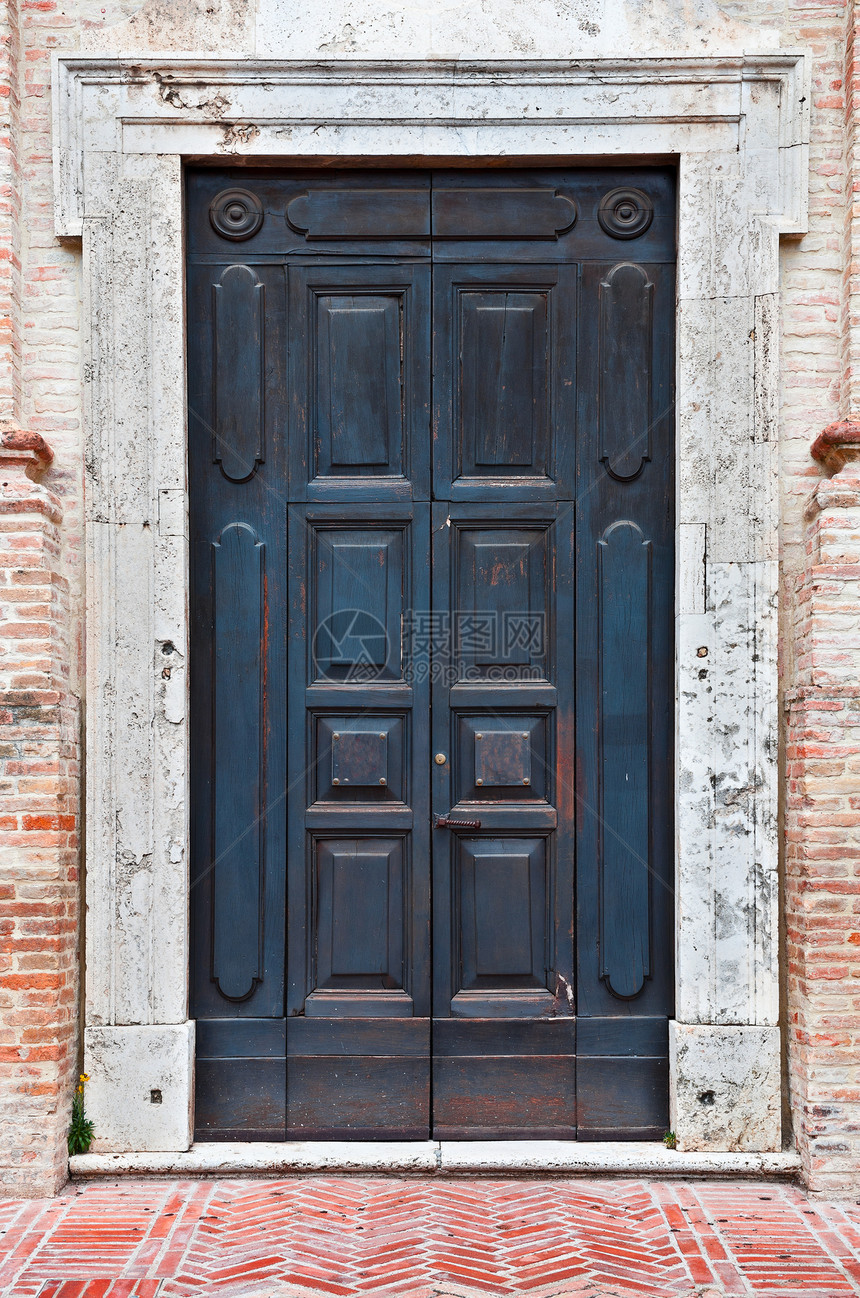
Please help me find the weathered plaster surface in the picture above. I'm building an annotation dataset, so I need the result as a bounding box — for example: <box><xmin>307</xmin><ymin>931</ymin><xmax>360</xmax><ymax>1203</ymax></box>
<box><xmin>670</xmin><ymin>1023</ymin><xmax>782</xmax><ymax>1153</ymax></box>
<box><xmin>53</xmin><ymin>46</ymin><xmax>808</xmax><ymax>1155</ymax></box>
<box><xmin>82</xmin><ymin>0</ymin><xmax>254</xmax><ymax>55</ymax></box>
<box><xmin>252</xmin><ymin>0</ymin><xmax>768</xmax><ymax>61</ymax></box>
<box><xmin>81</xmin><ymin>0</ymin><xmax>776</xmax><ymax>59</ymax></box>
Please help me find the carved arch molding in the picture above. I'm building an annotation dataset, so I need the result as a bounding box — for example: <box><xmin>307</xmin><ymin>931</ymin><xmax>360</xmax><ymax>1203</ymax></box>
<box><xmin>52</xmin><ymin>55</ymin><xmax>809</xmax><ymax>1152</ymax></box>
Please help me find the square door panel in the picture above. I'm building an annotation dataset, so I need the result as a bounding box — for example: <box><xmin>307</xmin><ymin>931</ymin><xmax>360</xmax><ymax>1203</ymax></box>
<box><xmin>310</xmin><ymin>524</ymin><xmax>404</xmax><ymax>683</ymax></box>
<box><xmin>456</xmin><ymin>714</ymin><xmax>548</xmax><ymax>802</ymax></box>
<box><xmin>306</xmin><ymin>836</ymin><xmax>412</xmax><ymax>1016</ymax></box>
<box><xmin>314</xmin><ymin>714</ymin><xmax>405</xmax><ymax>803</ymax></box>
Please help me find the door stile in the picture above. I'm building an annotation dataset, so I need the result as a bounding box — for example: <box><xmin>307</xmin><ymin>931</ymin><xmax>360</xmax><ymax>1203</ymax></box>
<box><xmin>188</xmin><ymin>253</ymin><xmax>290</xmax><ymax>1140</ymax></box>
<box><xmin>429</xmin><ymin>222</ymin><xmax>579</xmax><ymax>1136</ymax></box>
<box><xmin>284</xmin><ymin>245</ymin><xmax>434</xmax><ymax>1138</ymax></box>
<box><xmin>573</xmin><ymin>257</ymin><xmax>676</xmax><ymax>1139</ymax></box>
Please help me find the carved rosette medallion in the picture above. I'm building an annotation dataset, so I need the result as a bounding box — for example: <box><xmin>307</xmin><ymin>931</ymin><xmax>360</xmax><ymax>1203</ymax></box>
<box><xmin>598</xmin><ymin>187</ymin><xmax>653</xmax><ymax>240</ymax></box>
<box><xmin>209</xmin><ymin>188</ymin><xmax>264</xmax><ymax>241</ymax></box>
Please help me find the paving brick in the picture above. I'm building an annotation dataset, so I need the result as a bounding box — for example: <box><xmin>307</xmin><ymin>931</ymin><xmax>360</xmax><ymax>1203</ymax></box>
<box><xmin>0</xmin><ymin>1177</ymin><xmax>859</xmax><ymax>1297</ymax></box>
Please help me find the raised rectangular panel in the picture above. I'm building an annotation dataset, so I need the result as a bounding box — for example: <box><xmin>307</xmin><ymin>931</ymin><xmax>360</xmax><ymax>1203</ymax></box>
<box><xmin>212</xmin><ymin>264</ymin><xmax>265</xmax><ymax>482</ymax></box>
<box><xmin>308</xmin><ymin>837</ymin><xmax>410</xmax><ymax>1016</ymax></box>
<box><xmin>315</xmin><ymin>293</ymin><xmax>403</xmax><ymax>476</ymax></box>
<box><xmin>459</xmin><ymin>291</ymin><xmax>549</xmax><ymax>476</ymax></box>
<box><xmin>599</xmin><ymin>263</ymin><xmax>654</xmax><ymax>481</ymax></box>
<box><xmin>433</xmin><ymin>188</ymin><xmax>577</xmax><ymax>239</ymax></box>
<box><xmin>598</xmin><ymin>519</ymin><xmax>652</xmax><ymax>1000</ymax></box>
<box><xmin>456</xmin><ymin>837</ymin><xmax>549</xmax><ymax>996</ymax></box>
<box><xmin>291</xmin><ymin>264</ymin><xmax>431</xmax><ymax>499</ymax></box>
<box><xmin>287</xmin><ymin>189</ymin><xmax>430</xmax><ymax>239</ymax></box>
<box><xmin>456</xmin><ymin>714</ymin><xmax>548</xmax><ymax>802</ymax></box>
<box><xmin>455</xmin><ymin>526</ymin><xmax>549</xmax><ymax>680</ymax></box>
<box><xmin>433</xmin><ymin>262</ymin><xmax>576</xmax><ymax>502</ymax></box>
<box><xmin>311</xmin><ymin>526</ymin><xmax>403</xmax><ymax>682</ymax></box>
<box><xmin>314</xmin><ymin>714</ymin><xmax>405</xmax><ymax>803</ymax></box>
<box><xmin>212</xmin><ymin>522</ymin><xmax>263</xmax><ymax>1002</ymax></box>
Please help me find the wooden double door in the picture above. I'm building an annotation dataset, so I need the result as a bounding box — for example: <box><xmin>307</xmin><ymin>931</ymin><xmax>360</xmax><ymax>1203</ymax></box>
<box><xmin>188</xmin><ymin>167</ymin><xmax>676</xmax><ymax>1141</ymax></box>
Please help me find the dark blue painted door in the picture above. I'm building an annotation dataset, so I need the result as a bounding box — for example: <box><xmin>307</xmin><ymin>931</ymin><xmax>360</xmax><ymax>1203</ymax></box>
<box><xmin>187</xmin><ymin>167</ymin><xmax>676</xmax><ymax>1140</ymax></box>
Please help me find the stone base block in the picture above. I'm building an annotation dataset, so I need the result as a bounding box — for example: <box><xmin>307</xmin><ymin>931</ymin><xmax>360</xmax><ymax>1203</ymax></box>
<box><xmin>669</xmin><ymin>1022</ymin><xmax>781</xmax><ymax>1153</ymax></box>
<box><xmin>0</xmin><ymin>1162</ymin><xmax>69</xmax><ymax>1199</ymax></box>
<box><xmin>85</xmin><ymin>1022</ymin><xmax>195</xmax><ymax>1153</ymax></box>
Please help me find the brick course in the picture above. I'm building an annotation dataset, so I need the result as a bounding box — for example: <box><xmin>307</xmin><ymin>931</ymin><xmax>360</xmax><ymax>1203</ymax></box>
<box><xmin>0</xmin><ymin>433</ymin><xmax>78</xmax><ymax>1197</ymax></box>
<box><xmin>787</xmin><ymin>433</ymin><xmax>860</xmax><ymax>1192</ymax></box>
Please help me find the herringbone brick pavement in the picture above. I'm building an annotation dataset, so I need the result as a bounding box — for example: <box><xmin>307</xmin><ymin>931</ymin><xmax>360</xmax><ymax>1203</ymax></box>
<box><xmin>1</xmin><ymin>1178</ymin><xmax>859</xmax><ymax>1297</ymax></box>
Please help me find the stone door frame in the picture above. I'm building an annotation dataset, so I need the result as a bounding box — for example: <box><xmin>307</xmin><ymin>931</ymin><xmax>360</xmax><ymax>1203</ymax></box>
<box><xmin>52</xmin><ymin>53</ymin><xmax>809</xmax><ymax>1152</ymax></box>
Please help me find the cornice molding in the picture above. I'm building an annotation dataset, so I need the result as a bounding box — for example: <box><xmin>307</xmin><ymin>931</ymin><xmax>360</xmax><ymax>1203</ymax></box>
<box><xmin>53</xmin><ymin>51</ymin><xmax>810</xmax><ymax>238</ymax></box>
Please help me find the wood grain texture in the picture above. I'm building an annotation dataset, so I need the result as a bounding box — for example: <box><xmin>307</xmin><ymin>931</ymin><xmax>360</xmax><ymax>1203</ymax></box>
<box><xmin>213</xmin><ymin>264</ymin><xmax>265</xmax><ymax>481</ymax></box>
<box><xmin>432</xmin><ymin>188</ymin><xmax>576</xmax><ymax>239</ymax></box>
<box><xmin>598</xmin><ymin>262</ymin><xmax>654</xmax><ymax>481</ymax></box>
<box><xmin>212</xmin><ymin>522</ymin><xmax>264</xmax><ymax>1002</ymax></box>
<box><xmin>598</xmin><ymin>520</ymin><xmax>652</xmax><ymax>1000</ymax></box>
<box><xmin>286</xmin><ymin>1058</ymin><xmax>430</xmax><ymax>1138</ymax></box>
<box><xmin>575</xmin><ymin>255</ymin><xmax>675</xmax><ymax>1035</ymax></box>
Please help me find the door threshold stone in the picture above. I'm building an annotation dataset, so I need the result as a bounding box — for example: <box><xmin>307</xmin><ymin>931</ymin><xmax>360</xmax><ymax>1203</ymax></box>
<box><xmin>69</xmin><ymin>1140</ymin><xmax>801</xmax><ymax>1179</ymax></box>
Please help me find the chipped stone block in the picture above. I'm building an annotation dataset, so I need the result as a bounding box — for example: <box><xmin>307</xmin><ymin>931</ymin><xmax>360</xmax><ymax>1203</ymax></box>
<box><xmin>85</xmin><ymin>1023</ymin><xmax>195</xmax><ymax>1153</ymax></box>
<box><xmin>669</xmin><ymin>1022</ymin><xmax>781</xmax><ymax>1153</ymax></box>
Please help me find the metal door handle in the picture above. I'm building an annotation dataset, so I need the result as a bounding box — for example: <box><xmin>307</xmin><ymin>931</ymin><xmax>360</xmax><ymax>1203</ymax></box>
<box><xmin>434</xmin><ymin>813</ymin><xmax>482</xmax><ymax>829</ymax></box>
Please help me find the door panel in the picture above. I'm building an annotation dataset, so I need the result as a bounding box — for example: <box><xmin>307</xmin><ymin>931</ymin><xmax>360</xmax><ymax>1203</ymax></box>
<box><xmin>432</xmin><ymin>264</ymin><xmax>576</xmax><ymax>501</ymax></box>
<box><xmin>288</xmin><ymin>263</ymin><xmax>430</xmax><ymax>501</ymax></box>
<box><xmin>431</xmin><ymin>186</ymin><xmax>577</xmax><ymax>239</ymax></box>
<box><xmin>187</xmin><ymin>166</ymin><xmax>676</xmax><ymax>1143</ymax></box>
<box><xmin>212</xmin><ymin>264</ymin><xmax>265</xmax><ymax>482</ymax></box>
<box><xmin>309</xmin><ymin>525</ymin><xmax>404</xmax><ymax>683</ymax></box>
<box><xmin>287</xmin><ymin>187</ymin><xmax>431</xmax><ymax>240</ymax></box>
<box><xmin>459</xmin><ymin>289</ymin><xmax>549</xmax><ymax>474</ymax></box>
<box><xmin>455</xmin><ymin>835</ymin><xmax>551</xmax><ymax>1006</ymax></box>
<box><xmin>308</xmin><ymin>836</ymin><xmax>409</xmax><ymax>1015</ymax></box>
<box><xmin>598</xmin><ymin>519</ymin><xmax>652</xmax><ymax>1001</ymax></box>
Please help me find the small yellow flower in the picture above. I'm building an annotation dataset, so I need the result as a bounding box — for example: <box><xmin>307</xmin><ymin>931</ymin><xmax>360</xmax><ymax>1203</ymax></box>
<box><xmin>80</xmin><ymin>1074</ymin><xmax>89</xmax><ymax>1082</ymax></box>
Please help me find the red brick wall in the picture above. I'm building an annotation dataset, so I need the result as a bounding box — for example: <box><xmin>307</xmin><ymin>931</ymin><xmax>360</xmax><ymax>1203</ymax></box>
<box><xmin>781</xmin><ymin>0</ymin><xmax>860</xmax><ymax>1196</ymax></box>
<box><xmin>0</xmin><ymin>435</ymin><xmax>78</xmax><ymax>1198</ymax></box>
<box><xmin>0</xmin><ymin>0</ymin><xmax>82</xmax><ymax>1199</ymax></box>
<box><xmin>786</xmin><ymin>429</ymin><xmax>860</xmax><ymax>1192</ymax></box>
